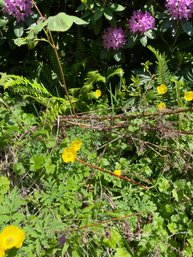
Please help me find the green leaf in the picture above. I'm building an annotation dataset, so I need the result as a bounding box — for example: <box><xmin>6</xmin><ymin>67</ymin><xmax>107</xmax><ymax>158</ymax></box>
<box><xmin>160</xmin><ymin>19</ymin><xmax>172</xmax><ymax>32</ymax></box>
<box><xmin>0</xmin><ymin>18</ymin><xmax>8</xmax><ymax>27</ymax></box>
<box><xmin>47</xmin><ymin>12</ymin><xmax>88</xmax><ymax>32</ymax></box>
<box><xmin>103</xmin><ymin>228</ymin><xmax>123</xmax><ymax>249</ymax></box>
<box><xmin>107</xmin><ymin>68</ymin><xmax>124</xmax><ymax>81</ymax></box>
<box><xmin>14</xmin><ymin>22</ymin><xmax>24</xmax><ymax>38</ymax></box>
<box><xmin>104</xmin><ymin>9</ymin><xmax>113</xmax><ymax>20</ymax></box>
<box><xmin>140</xmin><ymin>35</ymin><xmax>147</xmax><ymax>47</ymax></box>
<box><xmin>12</xmin><ymin>162</ymin><xmax>25</xmax><ymax>175</ymax></box>
<box><xmin>30</xmin><ymin>154</ymin><xmax>46</xmax><ymax>172</ymax></box>
<box><xmin>0</xmin><ymin>0</ymin><xmax>4</xmax><ymax>7</ymax></box>
<box><xmin>113</xmin><ymin>51</ymin><xmax>122</xmax><ymax>62</ymax></box>
<box><xmin>14</xmin><ymin>38</ymin><xmax>28</xmax><ymax>47</ymax></box>
<box><xmin>158</xmin><ymin>177</ymin><xmax>170</xmax><ymax>192</ymax></box>
<box><xmin>114</xmin><ymin>248</ymin><xmax>132</xmax><ymax>257</ymax></box>
<box><xmin>167</xmin><ymin>222</ymin><xmax>178</xmax><ymax>233</ymax></box>
<box><xmin>0</xmin><ymin>176</ymin><xmax>10</xmax><ymax>195</ymax></box>
<box><xmin>181</xmin><ymin>20</ymin><xmax>193</xmax><ymax>37</ymax></box>
<box><xmin>44</xmin><ymin>158</ymin><xmax>55</xmax><ymax>174</ymax></box>
<box><xmin>144</xmin><ymin>30</ymin><xmax>154</xmax><ymax>39</ymax></box>
<box><xmin>109</xmin><ymin>3</ymin><xmax>125</xmax><ymax>12</ymax></box>
<box><xmin>31</xmin><ymin>20</ymin><xmax>48</xmax><ymax>35</ymax></box>
<box><xmin>188</xmin><ymin>238</ymin><xmax>193</xmax><ymax>250</ymax></box>
<box><xmin>94</xmin><ymin>8</ymin><xmax>104</xmax><ymax>21</ymax></box>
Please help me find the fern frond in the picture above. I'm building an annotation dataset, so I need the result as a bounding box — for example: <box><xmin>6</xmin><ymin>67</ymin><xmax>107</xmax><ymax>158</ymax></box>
<box><xmin>0</xmin><ymin>73</ymin><xmax>52</xmax><ymax>98</ymax></box>
<box><xmin>148</xmin><ymin>45</ymin><xmax>172</xmax><ymax>85</ymax></box>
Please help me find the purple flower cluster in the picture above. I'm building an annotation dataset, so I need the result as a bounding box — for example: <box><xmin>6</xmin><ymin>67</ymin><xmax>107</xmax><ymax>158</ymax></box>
<box><xmin>3</xmin><ymin>0</ymin><xmax>33</xmax><ymax>22</ymax></box>
<box><xmin>128</xmin><ymin>10</ymin><xmax>155</xmax><ymax>34</ymax></box>
<box><xmin>103</xmin><ymin>27</ymin><xmax>126</xmax><ymax>50</ymax></box>
<box><xmin>165</xmin><ymin>0</ymin><xmax>193</xmax><ymax>20</ymax></box>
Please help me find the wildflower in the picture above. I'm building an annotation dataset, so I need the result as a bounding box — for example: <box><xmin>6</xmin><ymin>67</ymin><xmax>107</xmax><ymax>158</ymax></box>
<box><xmin>95</xmin><ymin>89</ymin><xmax>101</xmax><ymax>99</ymax></box>
<box><xmin>157</xmin><ymin>102</ymin><xmax>166</xmax><ymax>111</ymax></box>
<box><xmin>157</xmin><ymin>84</ymin><xmax>168</xmax><ymax>94</ymax></box>
<box><xmin>103</xmin><ymin>27</ymin><xmax>126</xmax><ymax>50</ymax></box>
<box><xmin>3</xmin><ymin>0</ymin><xmax>33</xmax><ymax>22</ymax></box>
<box><xmin>184</xmin><ymin>91</ymin><xmax>193</xmax><ymax>101</ymax></box>
<box><xmin>58</xmin><ymin>234</ymin><xmax>66</xmax><ymax>245</ymax></box>
<box><xmin>0</xmin><ymin>249</ymin><xmax>5</xmax><ymax>257</ymax></box>
<box><xmin>113</xmin><ymin>170</ymin><xmax>122</xmax><ymax>176</ymax></box>
<box><xmin>165</xmin><ymin>0</ymin><xmax>193</xmax><ymax>20</ymax></box>
<box><xmin>62</xmin><ymin>147</ymin><xmax>77</xmax><ymax>163</ymax></box>
<box><xmin>70</xmin><ymin>139</ymin><xmax>82</xmax><ymax>151</ymax></box>
<box><xmin>128</xmin><ymin>10</ymin><xmax>155</xmax><ymax>34</ymax></box>
<box><xmin>0</xmin><ymin>225</ymin><xmax>25</xmax><ymax>251</ymax></box>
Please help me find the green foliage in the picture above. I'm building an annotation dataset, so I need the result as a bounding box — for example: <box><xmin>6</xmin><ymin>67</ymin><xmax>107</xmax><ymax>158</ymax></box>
<box><xmin>148</xmin><ymin>45</ymin><xmax>172</xmax><ymax>85</ymax></box>
<box><xmin>47</xmin><ymin>12</ymin><xmax>88</xmax><ymax>32</ymax></box>
<box><xmin>1</xmin><ymin>0</ymin><xmax>193</xmax><ymax>256</ymax></box>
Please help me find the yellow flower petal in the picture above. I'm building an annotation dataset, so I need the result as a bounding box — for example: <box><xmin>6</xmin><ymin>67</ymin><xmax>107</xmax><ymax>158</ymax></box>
<box><xmin>62</xmin><ymin>147</ymin><xmax>77</xmax><ymax>163</ymax></box>
<box><xmin>95</xmin><ymin>89</ymin><xmax>101</xmax><ymax>99</ymax></box>
<box><xmin>157</xmin><ymin>84</ymin><xmax>167</xmax><ymax>95</ymax></box>
<box><xmin>70</xmin><ymin>139</ymin><xmax>82</xmax><ymax>151</ymax></box>
<box><xmin>157</xmin><ymin>102</ymin><xmax>166</xmax><ymax>111</ymax></box>
<box><xmin>113</xmin><ymin>170</ymin><xmax>122</xmax><ymax>176</ymax></box>
<box><xmin>0</xmin><ymin>249</ymin><xmax>5</xmax><ymax>257</ymax></box>
<box><xmin>0</xmin><ymin>225</ymin><xmax>25</xmax><ymax>251</ymax></box>
<box><xmin>184</xmin><ymin>91</ymin><xmax>193</xmax><ymax>101</ymax></box>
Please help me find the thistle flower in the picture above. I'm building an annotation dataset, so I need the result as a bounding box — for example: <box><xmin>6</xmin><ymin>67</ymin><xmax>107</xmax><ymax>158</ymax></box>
<box><xmin>0</xmin><ymin>225</ymin><xmax>25</xmax><ymax>251</ymax></box>
<box><xmin>165</xmin><ymin>0</ymin><xmax>193</xmax><ymax>20</ymax></box>
<box><xmin>157</xmin><ymin>102</ymin><xmax>166</xmax><ymax>111</ymax></box>
<box><xmin>3</xmin><ymin>0</ymin><xmax>33</xmax><ymax>22</ymax></box>
<box><xmin>157</xmin><ymin>84</ymin><xmax>168</xmax><ymax>94</ymax></box>
<box><xmin>184</xmin><ymin>91</ymin><xmax>193</xmax><ymax>101</ymax></box>
<box><xmin>62</xmin><ymin>147</ymin><xmax>77</xmax><ymax>163</ymax></box>
<box><xmin>103</xmin><ymin>27</ymin><xmax>125</xmax><ymax>50</ymax></box>
<box><xmin>129</xmin><ymin>10</ymin><xmax>155</xmax><ymax>34</ymax></box>
<box><xmin>70</xmin><ymin>139</ymin><xmax>82</xmax><ymax>151</ymax></box>
<box><xmin>113</xmin><ymin>170</ymin><xmax>122</xmax><ymax>176</ymax></box>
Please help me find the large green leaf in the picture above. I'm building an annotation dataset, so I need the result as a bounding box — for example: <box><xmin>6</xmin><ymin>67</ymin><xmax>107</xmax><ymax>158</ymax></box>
<box><xmin>47</xmin><ymin>12</ymin><xmax>88</xmax><ymax>32</ymax></box>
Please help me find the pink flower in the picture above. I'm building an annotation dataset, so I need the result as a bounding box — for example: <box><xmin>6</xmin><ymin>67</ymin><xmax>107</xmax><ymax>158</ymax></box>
<box><xmin>3</xmin><ymin>0</ymin><xmax>33</xmax><ymax>22</ymax></box>
<box><xmin>103</xmin><ymin>27</ymin><xmax>126</xmax><ymax>50</ymax></box>
<box><xmin>165</xmin><ymin>0</ymin><xmax>193</xmax><ymax>20</ymax></box>
<box><xmin>129</xmin><ymin>10</ymin><xmax>155</xmax><ymax>34</ymax></box>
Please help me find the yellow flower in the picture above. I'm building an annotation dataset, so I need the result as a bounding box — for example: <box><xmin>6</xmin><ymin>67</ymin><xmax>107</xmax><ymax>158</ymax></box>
<box><xmin>157</xmin><ymin>102</ymin><xmax>166</xmax><ymax>111</ymax></box>
<box><xmin>184</xmin><ymin>91</ymin><xmax>193</xmax><ymax>101</ymax></box>
<box><xmin>0</xmin><ymin>249</ymin><xmax>5</xmax><ymax>257</ymax></box>
<box><xmin>113</xmin><ymin>170</ymin><xmax>122</xmax><ymax>176</ymax></box>
<box><xmin>157</xmin><ymin>84</ymin><xmax>167</xmax><ymax>94</ymax></box>
<box><xmin>70</xmin><ymin>139</ymin><xmax>82</xmax><ymax>151</ymax></box>
<box><xmin>95</xmin><ymin>89</ymin><xmax>101</xmax><ymax>99</ymax></box>
<box><xmin>62</xmin><ymin>147</ymin><xmax>77</xmax><ymax>163</ymax></box>
<box><xmin>0</xmin><ymin>225</ymin><xmax>25</xmax><ymax>251</ymax></box>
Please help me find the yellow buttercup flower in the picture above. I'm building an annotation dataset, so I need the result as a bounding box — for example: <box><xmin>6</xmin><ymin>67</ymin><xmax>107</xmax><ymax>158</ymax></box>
<box><xmin>0</xmin><ymin>225</ymin><xmax>25</xmax><ymax>251</ymax></box>
<box><xmin>113</xmin><ymin>170</ymin><xmax>122</xmax><ymax>176</ymax></box>
<box><xmin>62</xmin><ymin>147</ymin><xmax>77</xmax><ymax>163</ymax></box>
<box><xmin>157</xmin><ymin>102</ymin><xmax>166</xmax><ymax>111</ymax></box>
<box><xmin>157</xmin><ymin>84</ymin><xmax>167</xmax><ymax>94</ymax></box>
<box><xmin>95</xmin><ymin>89</ymin><xmax>101</xmax><ymax>99</ymax></box>
<box><xmin>70</xmin><ymin>139</ymin><xmax>82</xmax><ymax>151</ymax></box>
<box><xmin>0</xmin><ymin>249</ymin><xmax>5</xmax><ymax>257</ymax></box>
<box><xmin>184</xmin><ymin>91</ymin><xmax>193</xmax><ymax>101</ymax></box>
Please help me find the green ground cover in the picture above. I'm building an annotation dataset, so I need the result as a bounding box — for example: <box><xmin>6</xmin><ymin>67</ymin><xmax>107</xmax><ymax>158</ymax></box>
<box><xmin>0</xmin><ymin>0</ymin><xmax>193</xmax><ymax>256</ymax></box>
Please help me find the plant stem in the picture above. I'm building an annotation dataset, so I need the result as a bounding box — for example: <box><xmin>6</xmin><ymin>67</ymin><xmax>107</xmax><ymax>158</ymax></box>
<box><xmin>32</xmin><ymin>0</ymin><xmax>75</xmax><ymax>114</ymax></box>
<box><xmin>76</xmin><ymin>157</ymin><xmax>149</xmax><ymax>189</ymax></box>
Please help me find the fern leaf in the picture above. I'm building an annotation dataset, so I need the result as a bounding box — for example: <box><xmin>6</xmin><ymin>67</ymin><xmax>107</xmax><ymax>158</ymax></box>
<box><xmin>0</xmin><ymin>73</ymin><xmax>52</xmax><ymax>97</ymax></box>
<box><xmin>147</xmin><ymin>45</ymin><xmax>172</xmax><ymax>85</ymax></box>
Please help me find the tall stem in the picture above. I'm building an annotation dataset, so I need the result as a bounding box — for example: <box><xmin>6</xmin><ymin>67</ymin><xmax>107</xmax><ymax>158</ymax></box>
<box><xmin>32</xmin><ymin>0</ymin><xmax>75</xmax><ymax>114</ymax></box>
